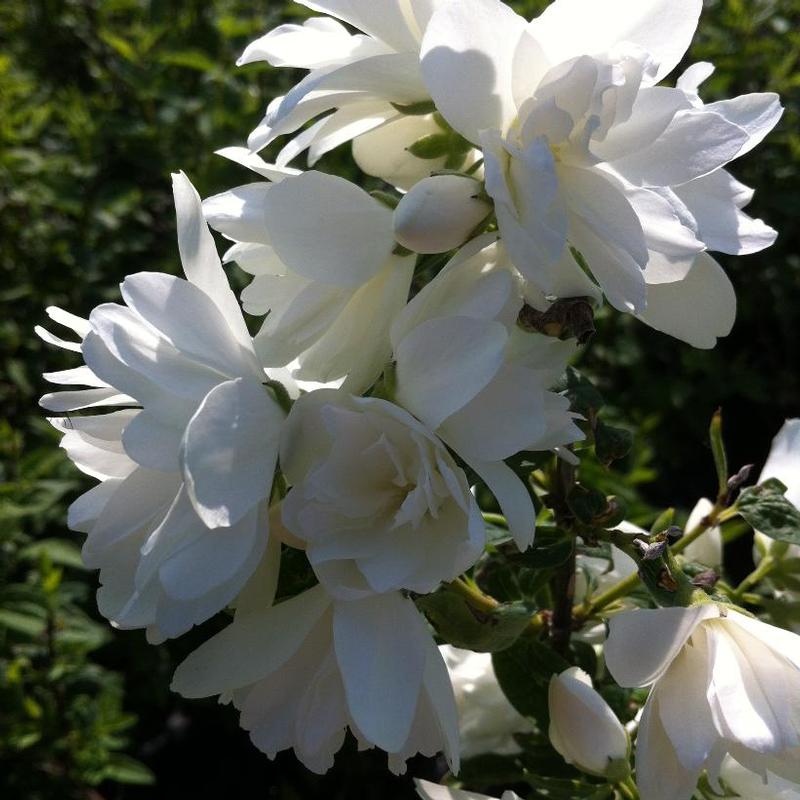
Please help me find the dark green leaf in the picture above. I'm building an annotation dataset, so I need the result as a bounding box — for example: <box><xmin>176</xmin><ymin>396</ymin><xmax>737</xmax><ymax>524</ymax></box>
<box><xmin>492</xmin><ymin>638</ymin><xmax>570</xmax><ymax>724</ymax></box>
<box><xmin>594</xmin><ymin>420</ymin><xmax>633</xmax><ymax>466</ymax></box>
<box><xmin>102</xmin><ymin>754</ymin><xmax>156</xmax><ymax>786</ymax></box>
<box><xmin>738</xmin><ymin>478</ymin><xmax>800</xmax><ymax>544</ymax></box>
<box><xmin>417</xmin><ymin>588</ymin><xmax>532</xmax><ymax>652</ymax></box>
<box><xmin>407</xmin><ymin>133</ymin><xmax>451</xmax><ymax>159</ymax></box>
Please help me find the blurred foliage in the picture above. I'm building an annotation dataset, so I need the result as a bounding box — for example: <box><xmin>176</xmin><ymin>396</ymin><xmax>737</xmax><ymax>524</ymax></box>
<box><xmin>0</xmin><ymin>0</ymin><xmax>798</xmax><ymax>797</ymax></box>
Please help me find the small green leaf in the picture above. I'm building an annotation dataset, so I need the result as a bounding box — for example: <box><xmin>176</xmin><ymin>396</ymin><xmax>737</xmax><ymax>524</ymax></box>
<box><xmin>407</xmin><ymin>133</ymin><xmax>451</xmax><ymax>159</ymax></box>
<box><xmin>567</xmin><ymin>485</ymin><xmax>608</xmax><ymax>525</ymax></box>
<box><xmin>0</xmin><ymin>608</ymin><xmax>46</xmax><ymax>637</ymax></box>
<box><xmin>492</xmin><ymin>638</ymin><xmax>570</xmax><ymax>724</ymax></box>
<box><xmin>738</xmin><ymin>478</ymin><xmax>800</xmax><ymax>544</ymax></box>
<box><xmin>391</xmin><ymin>99</ymin><xmax>437</xmax><ymax>115</ymax></box>
<box><xmin>102</xmin><ymin>754</ymin><xmax>156</xmax><ymax>786</ymax></box>
<box><xmin>20</xmin><ymin>538</ymin><xmax>85</xmax><ymax>569</ymax></box>
<box><xmin>563</xmin><ymin>367</ymin><xmax>604</xmax><ymax>417</ymax></box>
<box><xmin>594</xmin><ymin>420</ymin><xmax>633</xmax><ymax>466</ymax></box>
<box><xmin>416</xmin><ymin>588</ymin><xmax>532</xmax><ymax>652</ymax></box>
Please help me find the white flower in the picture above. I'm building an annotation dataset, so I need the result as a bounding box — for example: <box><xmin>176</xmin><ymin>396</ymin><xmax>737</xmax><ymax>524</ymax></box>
<box><xmin>418</xmin><ymin>0</ymin><xmax>781</xmax><ymax>346</ymax></box>
<box><xmin>548</xmin><ymin>667</ymin><xmax>629</xmax><ymax>778</ymax></box>
<box><xmin>239</xmin><ymin>1</ymin><xmax>434</xmax><ymax>165</ymax></box>
<box><xmin>755</xmin><ymin>419</ymin><xmax>800</xmax><ymax>559</ymax></box>
<box><xmin>38</xmin><ymin>173</ymin><xmax>285</xmax><ymax>641</ymax></box>
<box><xmin>394</xmin><ymin>175</ymin><xmax>491</xmax><ymax>254</ymax></box>
<box><xmin>721</xmin><ymin>754</ymin><xmax>800</xmax><ymax>800</ymax></box>
<box><xmin>605</xmin><ymin>604</ymin><xmax>800</xmax><ymax>800</ymax></box>
<box><xmin>280</xmin><ymin>390</ymin><xmax>485</xmax><ymax>598</ymax></box>
<box><xmin>391</xmin><ymin>235</ymin><xmax>583</xmax><ymax>550</ymax></box>
<box><xmin>172</xmin><ymin>586</ymin><xmax>460</xmax><ymax>776</ymax></box>
<box><xmin>440</xmin><ymin>644</ymin><xmax>533</xmax><ymax>760</ymax></box>
<box><xmin>203</xmin><ymin>153</ymin><xmax>414</xmax><ymax>393</ymax></box>
<box><xmin>416</xmin><ymin>780</ymin><xmax>522</xmax><ymax>800</ymax></box>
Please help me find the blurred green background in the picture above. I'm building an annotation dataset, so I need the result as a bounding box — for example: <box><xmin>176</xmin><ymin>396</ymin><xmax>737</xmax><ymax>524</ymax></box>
<box><xmin>0</xmin><ymin>0</ymin><xmax>798</xmax><ymax>797</ymax></box>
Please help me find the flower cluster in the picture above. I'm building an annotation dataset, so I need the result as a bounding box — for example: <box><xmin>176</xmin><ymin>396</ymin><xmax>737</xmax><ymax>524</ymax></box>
<box><xmin>37</xmin><ymin>0</ymin><xmax>799</xmax><ymax>797</ymax></box>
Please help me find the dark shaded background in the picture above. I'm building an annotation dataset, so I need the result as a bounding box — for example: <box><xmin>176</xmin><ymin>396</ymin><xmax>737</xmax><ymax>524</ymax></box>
<box><xmin>1</xmin><ymin>1</ymin><xmax>798</xmax><ymax>798</ymax></box>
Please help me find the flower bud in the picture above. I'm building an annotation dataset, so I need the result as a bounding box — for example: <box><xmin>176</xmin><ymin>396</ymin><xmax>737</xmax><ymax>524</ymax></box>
<box><xmin>393</xmin><ymin>175</ymin><xmax>491</xmax><ymax>254</ymax></box>
<box><xmin>548</xmin><ymin>667</ymin><xmax>629</xmax><ymax>779</ymax></box>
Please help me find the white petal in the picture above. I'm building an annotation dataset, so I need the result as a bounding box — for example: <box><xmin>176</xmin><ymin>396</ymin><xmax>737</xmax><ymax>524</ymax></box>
<box><xmin>420</xmin><ymin>0</ymin><xmax>527</xmax><ymax>141</ymax></box>
<box><xmin>605</xmin><ymin>604</ymin><xmax>719</xmax><ymax>687</ymax></box>
<box><xmin>297</xmin><ymin>0</ymin><xmax>420</xmax><ymax>52</ymax></box>
<box><xmin>562</xmin><ymin>166</ymin><xmax>649</xmax><ymax>267</ymax></box>
<box><xmin>674</xmin><ymin>169</ymin><xmax>777</xmax><ymax>256</ymax></box>
<box><xmin>202</xmin><ymin>183</ymin><xmax>273</xmax><ymax>245</ymax></box>
<box><xmin>441</xmin><ymin>364</ymin><xmax>547</xmax><ymax>462</ymax></box>
<box><xmin>635</xmin><ymin>693</ymin><xmax>705</xmax><ymax>800</ymax></box>
<box><xmin>638</xmin><ymin>253</ymin><xmax>736</xmax><ymax>349</ymax></box>
<box><xmin>121</xmin><ymin>410</ymin><xmax>183</xmax><ymax>472</ymax></box>
<box><xmin>45</xmin><ymin>306</ymin><xmax>92</xmax><ymax>338</ymax></box>
<box><xmin>677</xmin><ymin>62</ymin><xmax>715</xmax><ymax>96</ymax></box>
<box><xmin>43</xmin><ymin>365</ymin><xmax>106</xmax><ymax>388</ymax></box>
<box><xmin>272</xmin><ymin>52</ymin><xmax>427</xmax><ymax>130</ymax></box>
<box><xmin>171</xmin><ymin>584</ymin><xmax>331</xmax><ymax>697</ymax></box>
<box><xmin>420</xmin><ymin>637</ymin><xmax>461</xmax><ymax>774</ymax></box>
<box><xmin>682</xmin><ymin>498</ymin><xmax>723</xmax><ymax>567</ymax></box>
<box><xmin>527</xmin><ymin>0</ymin><xmax>702</xmax><ymax>85</ymax></box>
<box><xmin>214</xmin><ymin>147</ymin><xmax>301</xmax><ymax>181</ymax></box>
<box><xmin>622</xmin><ymin>185</ymin><xmax>705</xmax><ymax>260</ymax></box>
<box><xmin>307</xmin><ymin>102</ymin><xmax>396</xmax><ymax>165</ymax></box>
<box><xmin>262</xmin><ymin>171</ymin><xmax>393</xmax><ymax>288</ymax></box>
<box><xmin>238</xmin><ymin>17</ymin><xmax>383</xmax><ymax>70</ymax></box>
<box><xmin>569</xmin><ymin>217</ymin><xmax>646</xmax><ymax>314</ymax></box>
<box><xmin>655</xmin><ymin>637</ymin><xmax>719</xmax><ymax>771</ymax></box>
<box><xmin>172</xmin><ymin>171</ymin><xmax>254</xmax><ymax>352</ymax></box>
<box><xmin>40</xmin><ymin>386</ymin><xmax>135</xmax><ymax>413</ymax></box>
<box><xmin>705</xmin><ymin>93</ymin><xmax>783</xmax><ymax>158</ymax></box>
<box><xmin>294</xmin><ymin>255</ymin><xmax>414</xmax><ymax>393</ymax></box>
<box><xmin>395</xmin><ymin>316</ymin><xmax>507</xmax><ymax>430</ymax></box>
<box><xmin>608</xmin><ymin>109</ymin><xmax>749</xmax><ymax>187</ymax></box>
<box><xmin>332</xmin><ymin>593</ymin><xmax>430</xmax><ymax>752</ymax></box>
<box><xmin>469</xmin><ymin>459</ymin><xmax>536</xmax><ymax>550</ymax></box>
<box><xmin>120</xmin><ymin>272</ymin><xmax>258</xmax><ymax>379</ymax></box>
<box><xmin>182</xmin><ymin>377</ymin><xmax>284</xmax><ymax>528</ymax></box>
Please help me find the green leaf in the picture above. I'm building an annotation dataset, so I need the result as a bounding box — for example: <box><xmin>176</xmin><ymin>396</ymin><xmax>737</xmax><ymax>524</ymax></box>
<box><xmin>594</xmin><ymin>420</ymin><xmax>633</xmax><ymax>466</ymax></box>
<box><xmin>416</xmin><ymin>587</ymin><xmax>532</xmax><ymax>652</ymax></box>
<box><xmin>738</xmin><ymin>478</ymin><xmax>800</xmax><ymax>544</ymax></box>
<box><xmin>567</xmin><ymin>485</ymin><xmax>609</xmax><ymax>525</ymax></box>
<box><xmin>391</xmin><ymin>100</ymin><xmax>437</xmax><ymax>115</ymax></box>
<box><xmin>0</xmin><ymin>607</ymin><xmax>46</xmax><ymax>637</ymax></box>
<box><xmin>563</xmin><ymin>367</ymin><xmax>604</xmax><ymax>417</ymax></box>
<box><xmin>492</xmin><ymin>638</ymin><xmax>570</xmax><ymax>725</ymax></box>
<box><xmin>407</xmin><ymin>133</ymin><xmax>451</xmax><ymax>159</ymax></box>
<box><xmin>102</xmin><ymin>754</ymin><xmax>156</xmax><ymax>786</ymax></box>
<box><xmin>21</xmin><ymin>538</ymin><xmax>85</xmax><ymax>569</ymax></box>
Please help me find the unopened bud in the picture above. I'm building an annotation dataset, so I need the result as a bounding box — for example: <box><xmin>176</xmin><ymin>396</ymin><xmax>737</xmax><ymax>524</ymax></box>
<box><xmin>393</xmin><ymin>175</ymin><xmax>491</xmax><ymax>254</ymax></box>
<box><xmin>548</xmin><ymin>667</ymin><xmax>630</xmax><ymax>779</ymax></box>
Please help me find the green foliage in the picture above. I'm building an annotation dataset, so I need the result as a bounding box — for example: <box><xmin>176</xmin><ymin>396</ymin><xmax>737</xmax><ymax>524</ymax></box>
<box><xmin>417</xmin><ymin>584</ymin><xmax>534</xmax><ymax>652</ymax></box>
<box><xmin>0</xmin><ymin>0</ymin><xmax>798</xmax><ymax>797</ymax></box>
<box><xmin>738</xmin><ymin>478</ymin><xmax>800</xmax><ymax>544</ymax></box>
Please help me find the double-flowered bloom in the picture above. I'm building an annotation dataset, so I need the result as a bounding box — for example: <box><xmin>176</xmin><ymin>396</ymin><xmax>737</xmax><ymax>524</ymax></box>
<box><xmin>606</xmin><ymin>604</ymin><xmax>800</xmax><ymax>800</ymax></box>
<box><xmin>40</xmin><ymin>173</ymin><xmax>285</xmax><ymax>642</ymax></box>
